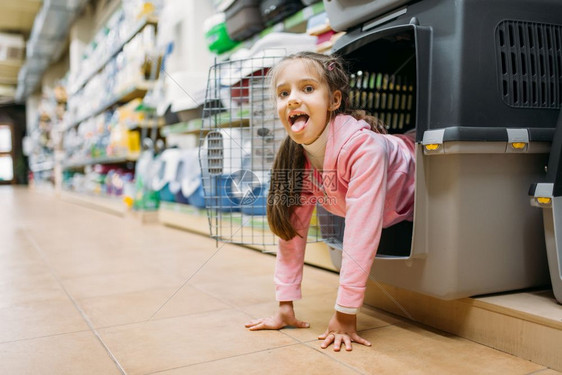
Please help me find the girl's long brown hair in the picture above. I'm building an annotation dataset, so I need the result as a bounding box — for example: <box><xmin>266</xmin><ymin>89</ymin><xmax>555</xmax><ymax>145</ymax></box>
<box><xmin>267</xmin><ymin>52</ymin><xmax>386</xmax><ymax>241</ymax></box>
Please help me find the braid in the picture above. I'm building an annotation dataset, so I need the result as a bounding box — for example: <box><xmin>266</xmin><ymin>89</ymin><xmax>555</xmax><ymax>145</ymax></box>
<box><xmin>267</xmin><ymin>135</ymin><xmax>306</xmax><ymax>240</ymax></box>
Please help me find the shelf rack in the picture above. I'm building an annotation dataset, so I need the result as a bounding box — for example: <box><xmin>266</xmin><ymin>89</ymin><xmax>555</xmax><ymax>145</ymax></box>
<box><xmin>62</xmin><ymin>152</ymin><xmax>140</xmax><ymax>170</ymax></box>
<box><xmin>161</xmin><ymin>110</ymin><xmax>250</xmax><ymax>137</ymax></box>
<box><xmin>60</xmin><ymin>190</ymin><xmax>128</xmax><ymax>216</ymax></box>
<box><xmin>65</xmin><ymin>80</ymin><xmax>154</xmax><ymax>131</ymax></box>
<box><xmin>29</xmin><ymin>159</ymin><xmax>55</xmax><ymax>173</ymax></box>
<box><xmin>0</xmin><ymin>59</ymin><xmax>23</xmax><ymax>84</ymax></box>
<box><xmin>69</xmin><ymin>15</ymin><xmax>158</xmax><ymax>95</ymax></box>
<box><xmin>217</xmin><ymin>2</ymin><xmax>326</xmax><ymax>60</ymax></box>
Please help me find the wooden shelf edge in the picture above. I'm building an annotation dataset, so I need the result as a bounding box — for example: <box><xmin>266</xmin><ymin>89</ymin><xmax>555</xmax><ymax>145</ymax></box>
<box><xmin>62</xmin><ymin>153</ymin><xmax>140</xmax><ymax>169</ymax></box>
<box><xmin>60</xmin><ymin>190</ymin><xmax>127</xmax><ymax>216</ymax></box>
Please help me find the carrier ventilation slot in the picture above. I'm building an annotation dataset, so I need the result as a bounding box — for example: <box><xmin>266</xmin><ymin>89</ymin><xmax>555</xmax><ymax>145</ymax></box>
<box><xmin>349</xmin><ymin>70</ymin><xmax>414</xmax><ymax>131</ymax></box>
<box><xmin>497</xmin><ymin>20</ymin><xmax>562</xmax><ymax>109</ymax></box>
<box><xmin>206</xmin><ymin>131</ymin><xmax>224</xmax><ymax>175</ymax></box>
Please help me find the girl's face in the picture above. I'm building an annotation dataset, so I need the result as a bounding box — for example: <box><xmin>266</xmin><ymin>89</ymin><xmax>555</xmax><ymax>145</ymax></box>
<box><xmin>274</xmin><ymin>59</ymin><xmax>341</xmax><ymax>145</ymax></box>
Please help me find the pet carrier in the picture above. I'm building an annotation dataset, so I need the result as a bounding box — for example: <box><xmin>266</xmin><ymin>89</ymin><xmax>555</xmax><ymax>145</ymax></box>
<box><xmin>169</xmin><ymin>149</ymin><xmax>206</xmax><ymax>208</ymax></box>
<box><xmin>259</xmin><ymin>0</ymin><xmax>304</xmax><ymax>26</ymax></box>
<box><xmin>530</xmin><ymin>110</ymin><xmax>562</xmax><ymax>304</ymax></box>
<box><xmin>223</xmin><ymin>0</ymin><xmax>265</xmax><ymax>42</ymax></box>
<box><xmin>318</xmin><ymin>0</ymin><xmax>562</xmax><ymax>299</ymax></box>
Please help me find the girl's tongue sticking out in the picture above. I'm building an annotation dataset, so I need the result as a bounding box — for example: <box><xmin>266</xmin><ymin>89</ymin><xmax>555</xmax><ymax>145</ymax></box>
<box><xmin>290</xmin><ymin>114</ymin><xmax>309</xmax><ymax>132</ymax></box>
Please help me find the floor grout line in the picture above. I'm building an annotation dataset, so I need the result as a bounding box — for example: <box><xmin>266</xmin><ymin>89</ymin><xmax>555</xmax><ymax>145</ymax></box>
<box><xmin>92</xmin><ymin>305</ymin><xmax>234</xmax><ymax>331</ymax></box>
<box><xmin>24</xmin><ymin>231</ymin><xmax>128</xmax><ymax>375</ymax></box>
<box><xmin>0</xmin><ymin>329</ymin><xmax>92</xmax><ymax>345</ymax></box>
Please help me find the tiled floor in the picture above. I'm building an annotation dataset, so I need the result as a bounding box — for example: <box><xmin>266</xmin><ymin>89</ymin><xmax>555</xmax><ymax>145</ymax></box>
<box><xmin>1</xmin><ymin>186</ymin><xmax>559</xmax><ymax>375</ymax></box>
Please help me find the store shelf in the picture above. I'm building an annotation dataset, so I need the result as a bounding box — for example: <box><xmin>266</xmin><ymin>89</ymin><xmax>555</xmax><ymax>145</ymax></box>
<box><xmin>131</xmin><ymin>118</ymin><xmax>165</xmax><ymax>129</ymax></box>
<box><xmin>158</xmin><ymin>201</ymin><xmax>337</xmax><ymax>271</ymax></box>
<box><xmin>161</xmin><ymin>110</ymin><xmax>250</xmax><ymax>137</ymax></box>
<box><xmin>62</xmin><ymin>152</ymin><xmax>140</xmax><ymax>170</ymax></box>
<box><xmin>219</xmin><ymin>2</ymin><xmax>326</xmax><ymax>60</ymax></box>
<box><xmin>69</xmin><ymin>15</ymin><xmax>158</xmax><ymax>95</ymax></box>
<box><xmin>158</xmin><ymin>201</ymin><xmax>210</xmax><ymax>236</ymax></box>
<box><xmin>273</xmin><ymin>1</ymin><xmax>325</xmax><ymax>33</ymax></box>
<box><xmin>0</xmin><ymin>59</ymin><xmax>23</xmax><ymax>68</ymax></box>
<box><xmin>66</xmin><ymin>80</ymin><xmax>154</xmax><ymax>130</ymax></box>
<box><xmin>29</xmin><ymin>159</ymin><xmax>55</xmax><ymax>173</ymax></box>
<box><xmin>60</xmin><ymin>190</ymin><xmax>128</xmax><ymax>216</ymax></box>
<box><xmin>0</xmin><ymin>59</ymin><xmax>23</xmax><ymax>84</ymax></box>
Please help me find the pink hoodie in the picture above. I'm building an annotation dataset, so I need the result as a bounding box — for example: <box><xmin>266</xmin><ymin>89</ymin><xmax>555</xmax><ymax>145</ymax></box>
<box><xmin>274</xmin><ymin>114</ymin><xmax>416</xmax><ymax>309</ymax></box>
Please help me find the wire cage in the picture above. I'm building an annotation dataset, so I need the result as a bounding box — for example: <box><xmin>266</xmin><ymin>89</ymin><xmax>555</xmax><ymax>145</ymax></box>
<box><xmin>199</xmin><ymin>54</ymin><xmax>320</xmax><ymax>248</ymax></box>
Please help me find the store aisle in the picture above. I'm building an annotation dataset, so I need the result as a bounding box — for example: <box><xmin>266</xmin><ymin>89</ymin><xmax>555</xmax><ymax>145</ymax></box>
<box><xmin>0</xmin><ymin>186</ymin><xmax>557</xmax><ymax>375</ymax></box>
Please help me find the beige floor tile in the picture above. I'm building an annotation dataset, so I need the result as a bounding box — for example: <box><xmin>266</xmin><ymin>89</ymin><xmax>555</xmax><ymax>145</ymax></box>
<box><xmin>0</xmin><ymin>265</ymin><xmax>68</xmax><ymax>308</ymax></box>
<box><xmin>152</xmin><ymin>284</ymin><xmax>232</xmax><ymax>320</ymax></box>
<box><xmin>0</xmin><ymin>298</ymin><xmax>89</xmax><ymax>343</ymax></box>
<box><xmin>142</xmin><ymin>246</ymin><xmax>222</xmax><ymax>281</ymax></box>
<box><xmin>62</xmin><ymin>269</ymin><xmax>184</xmax><ymax>300</ymax></box>
<box><xmin>188</xmin><ymin>246</ymin><xmax>277</xmax><ymax>282</ymax></box>
<box><xmin>191</xmin><ymin>272</ymin><xmax>277</xmax><ymax>307</ymax></box>
<box><xmin>156</xmin><ymin>343</ymin><xmax>356</xmax><ymax>374</ymax></box>
<box><xmin>0</xmin><ymin>331</ymin><xmax>121</xmax><ymax>375</ymax></box>
<box><xmin>190</xmin><ymin>253</ymin><xmax>340</xmax><ymax>309</ymax></box>
<box><xmin>98</xmin><ymin>309</ymin><xmax>298</xmax><ymax>375</ymax></box>
<box><xmin>76</xmin><ymin>285</ymin><xmax>230</xmax><ymax>328</ymax></box>
<box><xmin>0</xmin><ymin>236</ymin><xmax>37</xmax><ymax>254</ymax></box>
<box><xmin>532</xmin><ymin>369</ymin><xmax>562</xmax><ymax>375</ymax></box>
<box><xmin>47</xmin><ymin>250</ymin><xmax>155</xmax><ymax>280</ymax></box>
<box><xmin>240</xmin><ymin>294</ymin><xmax>401</xmax><ymax>343</ymax></box>
<box><xmin>0</xmin><ymin>244</ymin><xmax>44</xmax><ymax>268</ymax></box>
<box><xmin>306</xmin><ymin>322</ymin><xmax>545</xmax><ymax>374</ymax></box>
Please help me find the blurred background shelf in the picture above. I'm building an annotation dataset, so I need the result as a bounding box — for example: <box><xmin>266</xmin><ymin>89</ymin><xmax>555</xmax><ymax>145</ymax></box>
<box><xmin>66</xmin><ymin>80</ymin><xmax>154</xmax><ymax>130</ymax></box>
<box><xmin>70</xmin><ymin>15</ymin><xmax>158</xmax><ymax>95</ymax></box>
<box><xmin>29</xmin><ymin>159</ymin><xmax>54</xmax><ymax>172</ymax></box>
<box><xmin>60</xmin><ymin>189</ymin><xmax>128</xmax><ymax>216</ymax></box>
<box><xmin>61</xmin><ymin>152</ymin><xmax>140</xmax><ymax>170</ymax></box>
<box><xmin>161</xmin><ymin>115</ymin><xmax>249</xmax><ymax>137</ymax></box>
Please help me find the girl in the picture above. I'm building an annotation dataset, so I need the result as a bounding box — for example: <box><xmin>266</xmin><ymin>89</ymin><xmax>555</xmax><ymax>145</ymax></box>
<box><xmin>244</xmin><ymin>52</ymin><xmax>416</xmax><ymax>351</ymax></box>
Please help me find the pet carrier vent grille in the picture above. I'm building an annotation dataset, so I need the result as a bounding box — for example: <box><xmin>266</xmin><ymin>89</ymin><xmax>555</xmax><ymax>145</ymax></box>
<box><xmin>206</xmin><ymin>131</ymin><xmax>224</xmax><ymax>175</ymax></box>
<box><xmin>349</xmin><ymin>70</ymin><xmax>415</xmax><ymax>131</ymax></box>
<box><xmin>496</xmin><ymin>20</ymin><xmax>562</xmax><ymax>109</ymax></box>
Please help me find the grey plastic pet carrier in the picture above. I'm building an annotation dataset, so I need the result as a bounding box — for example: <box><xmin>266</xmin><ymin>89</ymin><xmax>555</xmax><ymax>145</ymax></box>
<box><xmin>320</xmin><ymin>0</ymin><xmax>562</xmax><ymax>299</ymax></box>
<box><xmin>530</xmin><ymin>109</ymin><xmax>562</xmax><ymax>304</ymax></box>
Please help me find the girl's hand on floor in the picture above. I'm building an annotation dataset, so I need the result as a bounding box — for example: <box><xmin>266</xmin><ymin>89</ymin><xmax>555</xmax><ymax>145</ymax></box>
<box><xmin>245</xmin><ymin>301</ymin><xmax>310</xmax><ymax>331</ymax></box>
<box><xmin>318</xmin><ymin>311</ymin><xmax>372</xmax><ymax>351</ymax></box>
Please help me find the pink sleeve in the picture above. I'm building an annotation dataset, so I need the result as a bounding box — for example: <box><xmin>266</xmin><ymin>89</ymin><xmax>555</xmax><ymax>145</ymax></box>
<box><xmin>337</xmin><ymin>135</ymin><xmax>387</xmax><ymax>308</ymax></box>
<box><xmin>274</xmin><ymin>200</ymin><xmax>315</xmax><ymax>302</ymax></box>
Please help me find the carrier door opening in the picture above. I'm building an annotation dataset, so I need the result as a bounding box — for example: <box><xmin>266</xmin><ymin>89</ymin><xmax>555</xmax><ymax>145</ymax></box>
<box><xmin>322</xmin><ymin>26</ymin><xmax>419</xmax><ymax>258</ymax></box>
